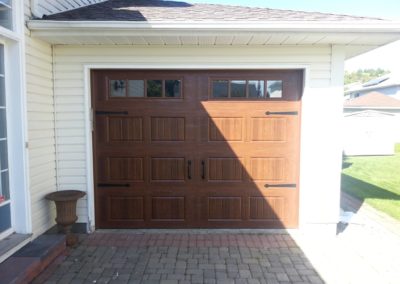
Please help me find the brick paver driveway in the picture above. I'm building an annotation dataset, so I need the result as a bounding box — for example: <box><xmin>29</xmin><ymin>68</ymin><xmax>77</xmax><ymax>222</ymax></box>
<box><xmin>36</xmin><ymin>231</ymin><xmax>323</xmax><ymax>284</ymax></box>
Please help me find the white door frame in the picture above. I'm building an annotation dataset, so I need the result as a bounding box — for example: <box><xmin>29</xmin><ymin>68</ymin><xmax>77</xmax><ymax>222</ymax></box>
<box><xmin>0</xmin><ymin>0</ymin><xmax>31</xmax><ymax>238</ymax></box>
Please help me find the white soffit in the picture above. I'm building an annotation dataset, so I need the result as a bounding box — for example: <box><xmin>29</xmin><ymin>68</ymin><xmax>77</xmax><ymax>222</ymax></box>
<box><xmin>27</xmin><ymin>20</ymin><xmax>400</xmax><ymax>58</ymax></box>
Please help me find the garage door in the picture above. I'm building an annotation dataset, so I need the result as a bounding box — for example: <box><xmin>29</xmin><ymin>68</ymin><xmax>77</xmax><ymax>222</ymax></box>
<box><xmin>92</xmin><ymin>70</ymin><xmax>302</xmax><ymax>229</ymax></box>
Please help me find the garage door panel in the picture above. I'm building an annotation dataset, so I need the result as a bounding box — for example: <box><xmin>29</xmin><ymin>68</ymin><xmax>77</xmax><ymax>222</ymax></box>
<box><xmin>99</xmin><ymin>155</ymin><xmax>194</xmax><ymax>184</ymax></box>
<box><xmin>97</xmin><ymin>156</ymin><xmax>146</xmax><ymax>183</ymax></box>
<box><xmin>250</xmin><ymin>117</ymin><xmax>287</xmax><ymax>142</ymax></box>
<box><xmin>96</xmin><ymin>190</ymin><xmax>147</xmax><ymax>227</ymax></box>
<box><xmin>250</xmin><ymin>117</ymin><xmax>299</xmax><ymax>142</ymax></box>
<box><xmin>95</xmin><ymin>115</ymin><xmax>144</xmax><ymax>144</ymax></box>
<box><xmin>151</xmin><ymin>117</ymin><xmax>186</xmax><ymax>141</ymax></box>
<box><xmin>248</xmin><ymin>196</ymin><xmax>285</xmax><ymax>221</ymax></box>
<box><xmin>209</xmin><ymin>117</ymin><xmax>244</xmax><ymax>141</ymax></box>
<box><xmin>207</xmin><ymin>197</ymin><xmax>242</xmax><ymax>221</ymax></box>
<box><xmin>151</xmin><ymin>157</ymin><xmax>186</xmax><ymax>181</ymax></box>
<box><xmin>108</xmin><ymin>157</ymin><xmax>145</xmax><ymax>181</ymax></box>
<box><xmin>249</xmin><ymin>157</ymin><xmax>285</xmax><ymax>181</ymax></box>
<box><xmin>151</xmin><ymin>197</ymin><xmax>186</xmax><ymax>221</ymax></box>
<box><xmin>208</xmin><ymin>157</ymin><xmax>245</xmax><ymax>181</ymax></box>
<box><xmin>108</xmin><ymin>116</ymin><xmax>144</xmax><ymax>142</ymax></box>
<box><xmin>249</xmin><ymin>157</ymin><xmax>297</xmax><ymax>182</ymax></box>
<box><xmin>99</xmin><ymin>117</ymin><xmax>197</xmax><ymax>145</ymax></box>
<box><xmin>108</xmin><ymin>196</ymin><xmax>145</xmax><ymax>221</ymax></box>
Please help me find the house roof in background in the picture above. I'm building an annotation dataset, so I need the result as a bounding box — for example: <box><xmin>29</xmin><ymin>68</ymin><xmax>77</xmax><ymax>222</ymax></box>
<box><xmin>40</xmin><ymin>0</ymin><xmax>385</xmax><ymax>22</ymax></box>
<box><xmin>344</xmin><ymin>92</ymin><xmax>400</xmax><ymax>108</ymax></box>
<box><xmin>345</xmin><ymin>72</ymin><xmax>400</xmax><ymax>94</ymax></box>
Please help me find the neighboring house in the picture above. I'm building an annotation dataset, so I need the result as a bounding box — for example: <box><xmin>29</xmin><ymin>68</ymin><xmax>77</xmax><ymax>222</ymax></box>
<box><xmin>343</xmin><ymin>92</ymin><xmax>400</xmax><ymax>156</ymax></box>
<box><xmin>345</xmin><ymin>72</ymin><xmax>400</xmax><ymax>100</ymax></box>
<box><xmin>1</xmin><ymin>0</ymin><xmax>400</xmax><ymax>261</ymax></box>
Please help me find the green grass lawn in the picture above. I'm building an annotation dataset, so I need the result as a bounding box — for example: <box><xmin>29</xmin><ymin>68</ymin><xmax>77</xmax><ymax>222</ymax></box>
<box><xmin>342</xmin><ymin>144</ymin><xmax>400</xmax><ymax>221</ymax></box>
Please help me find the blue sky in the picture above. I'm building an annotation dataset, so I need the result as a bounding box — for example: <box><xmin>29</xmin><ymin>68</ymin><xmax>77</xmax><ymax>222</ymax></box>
<box><xmin>186</xmin><ymin>0</ymin><xmax>400</xmax><ymax>72</ymax></box>
<box><xmin>186</xmin><ymin>0</ymin><xmax>400</xmax><ymax>20</ymax></box>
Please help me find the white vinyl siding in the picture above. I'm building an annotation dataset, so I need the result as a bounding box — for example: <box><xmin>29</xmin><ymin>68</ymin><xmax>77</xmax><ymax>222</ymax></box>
<box><xmin>52</xmin><ymin>45</ymin><xmax>333</xmax><ymax>227</ymax></box>
<box><xmin>25</xmin><ymin>1</ymin><xmax>57</xmax><ymax>237</ymax></box>
<box><xmin>32</xmin><ymin>0</ymin><xmax>106</xmax><ymax>17</ymax></box>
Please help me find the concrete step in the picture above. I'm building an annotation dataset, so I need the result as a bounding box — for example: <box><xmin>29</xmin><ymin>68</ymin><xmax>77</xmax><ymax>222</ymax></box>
<box><xmin>0</xmin><ymin>234</ymin><xmax>31</xmax><ymax>264</ymax></box>
<box><xmin>0</xmin><ymin>234</ymin><xmax>66</xmax><ymax>284</ymax></box>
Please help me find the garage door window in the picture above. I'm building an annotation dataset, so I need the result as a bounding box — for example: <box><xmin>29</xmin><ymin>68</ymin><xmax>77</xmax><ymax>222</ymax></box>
<box><xmin>110</xmin><ymin>80</ymin><xmax>126</xmax><ymax>97</ymax></box>
<box><xmin>212</xmin><ymin>79</ymin><xmax>283</xmax><ymax>99</ymax></box>
<box><xmin>110</xmin><ymin>79</ymin><xmax>181</xmax><ymax>98</ymax></box>
<box><xmin>248</xmin><ymin>80</ymin><xmax>265</xmax><ymax>98</ymax></box>
<box><xmin>267</xmin><ymin>80</ymin><xmax>283</xmax><ymax>98</ymax></box>
<box><xmin>128</xmin><ymin>80</ymin><xmax>144</xmax><ymax>97</ymax></box>
<box><xmin>165</xmin><ymin>80</ymin><xmax>181</xmax><ymax>98</ymax></box>
<box><xmin>231</xmin><ymin>80</ymin><xmax>246</xmax><ymax>98</ymax></box>
<box><xmin>212</xmin><ymin>80</ymin><xmax>229</xmax><ymax>98</ymax></box>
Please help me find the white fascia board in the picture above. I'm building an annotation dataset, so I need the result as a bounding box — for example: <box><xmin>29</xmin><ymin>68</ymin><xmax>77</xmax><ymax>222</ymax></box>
<box><xmin>27</xmin><ymin>20</ymin><xmax>400</xmax><ymax>33</ymax></box>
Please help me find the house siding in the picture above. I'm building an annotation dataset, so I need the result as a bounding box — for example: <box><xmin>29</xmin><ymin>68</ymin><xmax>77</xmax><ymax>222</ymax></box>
<box><xmin>32</xmin><ymin>0</ymin><xmax>106</xmax><ymax>17</ymax></box>
<box><xmin>52</xmin><ymin>45</ymin><xmax>335</xmax><ymax>228</ymax></box>
<box><xmin>25</xmin><ymin>2</ymin><xmax>57</xmax><ymax>237</ymax></box>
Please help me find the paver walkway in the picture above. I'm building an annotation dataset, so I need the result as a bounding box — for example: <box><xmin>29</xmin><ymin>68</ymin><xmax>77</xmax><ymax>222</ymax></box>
<box><xmin>34</xmin><ymin>193</ymin><xmax>400</xmax><ymax>284</ymax></box>
<box><xmin>35</xmin><ymin>232</ymin><xmax>323</xmax><ymax>284</ymax></box>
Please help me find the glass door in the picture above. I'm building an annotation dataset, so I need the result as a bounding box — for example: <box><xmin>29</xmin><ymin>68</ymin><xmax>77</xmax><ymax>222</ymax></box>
<box><xmin>0</xmin><ymin>44</ymin><xmax>11</xmax><ymax>238</ymax></box>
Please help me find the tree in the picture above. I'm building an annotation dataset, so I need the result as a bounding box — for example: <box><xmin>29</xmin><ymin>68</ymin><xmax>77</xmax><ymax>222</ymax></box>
<box><xmin>344</xmin><ymin>68</ymin><xmax>390</xmax><ymax>85</ymax></box>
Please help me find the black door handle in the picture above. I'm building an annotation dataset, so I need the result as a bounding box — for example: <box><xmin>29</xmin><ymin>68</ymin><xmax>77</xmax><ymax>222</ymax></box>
<box><xmin>187</xmin><ymin>160</ymin><xmax>192</xmax><ymax>180</ymax></box>
<box><xmin>201</xmin><ymin>160</ymin><xmax>206</xmax><ymax>180</ymax></box>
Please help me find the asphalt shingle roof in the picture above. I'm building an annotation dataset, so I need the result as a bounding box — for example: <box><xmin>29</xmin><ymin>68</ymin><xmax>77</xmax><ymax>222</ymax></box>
<box><xmin>344</xmin><ymin>92</ymin><xmax>400</xmax><ymax>108</ymax></box>
<box><xmin>41</xmin><ymin>0</ymin><xmax>384</xmax><ymax>22</ymax></box>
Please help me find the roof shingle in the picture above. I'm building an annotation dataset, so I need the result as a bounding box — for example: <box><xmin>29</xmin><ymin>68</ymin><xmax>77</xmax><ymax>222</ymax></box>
<box><xmin>41</xmin><ymin>0</ymin><xmax>385</xmax><ymax>22</ymax></box>
<box><xmin>344</xmin><ymin>92</ymin><xmax>400</xmax><ymax>108</ymax></box>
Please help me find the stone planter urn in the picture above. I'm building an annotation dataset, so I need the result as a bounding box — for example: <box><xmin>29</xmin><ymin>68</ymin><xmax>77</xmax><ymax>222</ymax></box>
<box><xmin>45</xmin><ymin>190</ymin><xmax>86</xmax><ymax>246</ymax></box>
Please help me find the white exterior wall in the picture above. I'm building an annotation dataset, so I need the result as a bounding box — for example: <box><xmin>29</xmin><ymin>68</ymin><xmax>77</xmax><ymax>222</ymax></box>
<box><xmin>52</xmin><ymin>45</ymin><xmax>342</xmax><ymax>232</ymax></box>
<box><xmin>30</xmin><ymin>0</ymin><xmax>106</xmax><ymax>18</ymax></box>
<box><xmin>24</xmin><ymin>1</ymin><xmax>57</xmax><ymax>237</ymax></box>
<box><xmin>299</xmin><ymin>45</ymin><xmax>344</xmax><ymax>234</ymax></box>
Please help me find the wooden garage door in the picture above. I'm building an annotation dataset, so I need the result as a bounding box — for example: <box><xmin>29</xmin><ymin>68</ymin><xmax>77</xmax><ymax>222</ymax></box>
<box><xmin>92</xmin><ymin>70</ymin><xmax>302</xmax><ymax>229</ymax></box>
